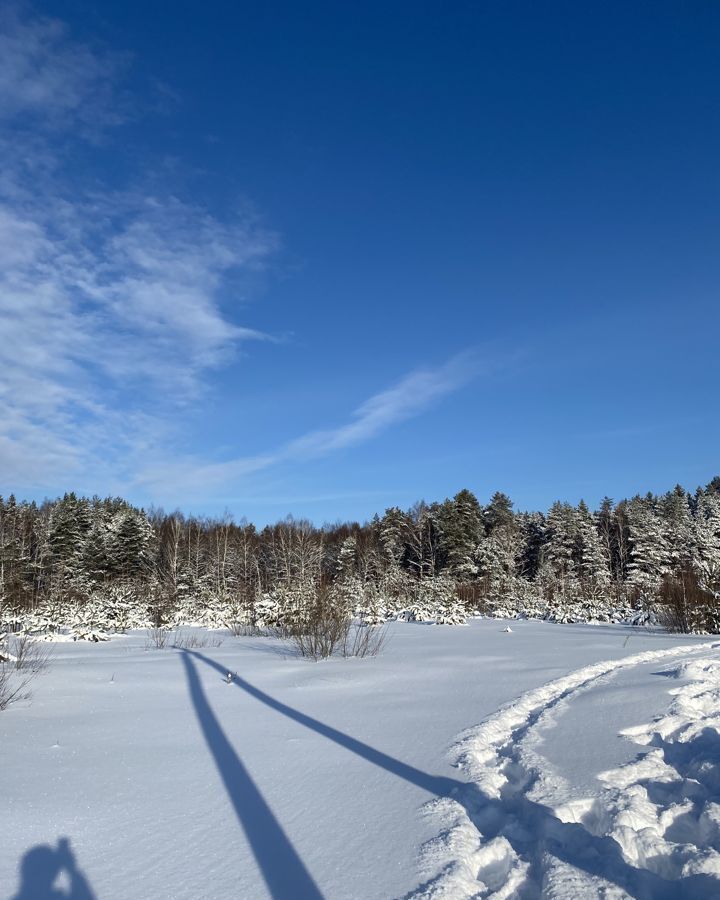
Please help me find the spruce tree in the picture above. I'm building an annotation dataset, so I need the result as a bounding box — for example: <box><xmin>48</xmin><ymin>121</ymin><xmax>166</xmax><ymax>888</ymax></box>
<box><xmin>438</xmin><ymin>489</ymin><xmax>483</xmax><ymax>577</ymax></box>
<box><xmin>626</xmin><ymin>495</ymin><xmax>670</xmax><ymax>590</ymax></box>
<box><xmin>576</xmin><ymin>500</ymin><xmax>611</xmax><ymax>584</ymax></box>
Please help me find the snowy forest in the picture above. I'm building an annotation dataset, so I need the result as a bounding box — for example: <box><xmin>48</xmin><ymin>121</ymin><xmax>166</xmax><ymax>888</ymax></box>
<box><xmin>1</xmin><ymin>477</ymin><xmax>719</xmax><ymax>637</ymax></box>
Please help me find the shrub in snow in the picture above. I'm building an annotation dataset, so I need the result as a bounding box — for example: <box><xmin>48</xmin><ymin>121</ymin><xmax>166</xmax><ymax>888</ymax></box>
<box><xmin>434</xmin><ymin>603</ymin><xmax>469</xmax><ymax>625</ymax></box>
<box><xmin>224</xmin><ymin>613</ymin><xmax>258</xmax><ymax>637</ymax></box>
<box><xmin>388</xmin><ymin>564</ymin><xmax>419</xmax><ymax>599</ymax></box>
<box><xmin>146</xmin><ymin>626</ymin><xmax>169</xmax><ymax>649</ymax></box>
<box><xmin>625</xmin><ymin>608</ymin><xmax>658</xmax><ymax>627</ymax></box>
<box><xmin>397</xmin><ymin>605</ymin><xmax>435</xmax><ymax>623</ymax></box>
<box><xmin>253</xmin><ymin>593</ymin><xmax>284</xmax><ymax>631</ymax></box>
<box><xmin>395</xmin><ymin>577</ymin><xmax>469</xmax><ymax>624</ymax></box>
<box><xmin>336</xmin><ymin>577</ymin><xmax>387</xmax><ymax>626</ymax></box>
<box><xmin>221</xmin><ymin>588</ymin><xmax>259</xmax><ymax>635</ymax></box>
<box><xmin>489</xmin><ymin>604</ymin><xmax>521</xmax><ymax>620</ymax></box>
<box><xmin>344</xmin><ymin>621</ymin><xmax>388</xmax><ymax>658</ymax></box>
<box><xmin>74</xmin><ymin>629</ymin><xmax>110</xmax><ymax>642</ymax></box>
<box><xmin>455</xmin><ymin>581</ymin><xmax>489</xmax><ymax>614</ymax></box>
<box><xmin>171</xmin><ymin>629</ymin><xmax>224</xmax><ymax>650</ymax></box>
<box><xmin>0</xmin><ymin>660</ymin><xmax>27</xmax><ymax>710</ymax></box>
<box><xmin>291</xmin><ymin>605</ymin><xmax>351</xmax><ymax>659</ymax></box>
<box><xmin>281</xmin><ymin>581</ymin><xmax>352</xmax><ymax>659</ymax></box>
<box><xmin>8</xmin><ymin>633</ymin><xmax>52</xmax><ymax>671</ymax></box>
<box><xmin>0</xmin><ymin>633</ymin><xmax>50</xmax><ymax>711</ymax></box>
<box><xmin>658</xmin><ymin>565</ymin><xmax>720</xmax><ymax>634</ymax></box>
<box><xmin>256</xmin><ymin>580</ymin><xmax>387</xmax><ymax>660</ymax></box>
<box><xmin>255</xmin><ymin>581</ymin><xmax>319</xmax><ymax>633</ymax></box>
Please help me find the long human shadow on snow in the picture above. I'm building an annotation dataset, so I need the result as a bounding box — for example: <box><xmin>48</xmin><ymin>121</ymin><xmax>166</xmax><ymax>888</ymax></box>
<box><xmin>187</xmin><ymin>650</ymin><xmax>720</xmax><ymax>900</ymax></box>
<box><xmin>180</xmin><ymin>652</ymin><xmax>322</xmax><ymax>900</ymax></box>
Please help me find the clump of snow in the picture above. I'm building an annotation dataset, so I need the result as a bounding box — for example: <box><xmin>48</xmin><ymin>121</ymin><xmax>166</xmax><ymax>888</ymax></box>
<box><xmin>583</xmin><ymin>658</ymin><xmax>720</xmax><ymax>880</ymax></box>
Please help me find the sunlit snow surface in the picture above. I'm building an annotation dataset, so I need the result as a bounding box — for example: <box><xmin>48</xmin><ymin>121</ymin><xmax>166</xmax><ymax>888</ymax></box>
<box><xmin>2</xmin><ymin>620</ymin><xmax>719</xmax><ymax>899</ymax></box>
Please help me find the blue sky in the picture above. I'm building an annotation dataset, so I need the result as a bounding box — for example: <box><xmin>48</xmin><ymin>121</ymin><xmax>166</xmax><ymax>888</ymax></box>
<box><xmin>1</xmin><ymin>1</ymin><xmax>719</xmax><ymax>524</ymax></box>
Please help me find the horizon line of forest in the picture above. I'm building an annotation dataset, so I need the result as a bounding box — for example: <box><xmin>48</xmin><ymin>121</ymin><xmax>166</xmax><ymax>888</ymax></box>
<box><xmin>1</xmin><ymin>474</ymin><xmax>719</xmax><ymax>634</ymax></box>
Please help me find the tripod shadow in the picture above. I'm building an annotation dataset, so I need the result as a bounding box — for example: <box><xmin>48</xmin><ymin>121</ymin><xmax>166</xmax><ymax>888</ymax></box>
<box><xmin>180</xmin><ymin>652</ymin><xmax>322</xmax><ymax>899</ymax></box>
<box><xmin>10</xmin><ymin>838</ymin><xmax>95</xmax><ymax>900</ymax></box>
<box><xmin>185</xmin><ymin>650</ymin><xmax>720</xmax><ymax>900</ymax></box>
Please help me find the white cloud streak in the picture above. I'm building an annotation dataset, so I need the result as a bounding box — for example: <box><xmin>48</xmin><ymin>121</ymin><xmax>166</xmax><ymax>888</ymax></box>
<box><xmin>0</xmin><ymin>5</ymin><xmax>123</xmax><ymax>130</ymax></box>
<box><xmin>0</xmin><ymin>7</ymin><xmax>276</xmax><ymax>493</ymax></box>
<box><xmin>0</xmin><ymin>7</ymin><xmax>484</xmax><ymax>507</ymax></box>
<box><xmin>284</xmin><ymin>354</ymin><xmax>479</xmax><ymax>458</ymax></box>
<box><xmin>135</xmin><ymin>353</ymin><xmax>481</xmax><ymax>497</ymax></box>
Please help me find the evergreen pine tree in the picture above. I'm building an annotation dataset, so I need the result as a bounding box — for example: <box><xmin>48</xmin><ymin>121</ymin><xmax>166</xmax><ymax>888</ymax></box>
<box><xmin>336</xmin><ymin>536</ymin><xmax>357</xmax><ymax>580</ymax></box>
<box><xmin>483</xmin><ymin>491</ymin><xmax>515</xmax><ymax>533</ymax></box>
<box><xmin>576</xmin><ymin>500</ymin><xmax>611</xmax><ymax>583</ymax></box>
<box><xmin>48</xmin><ymin>493</ymin><xmax>92</xmax><ymax>580</ymax></box>
<box><xmin>438</xmin><ymin>489</ymin><xmax>483</xmax><ymax>577</ymax></box>
<box><xmin>379</xmin><ymin>507</ymin><xmax>411</xmax><ymax>569</ymax></box>
<box><xmin>694</xmin><ymin>489</ymin><xmax>720</xmax><ymax>590</ymax></box>
<box><xmin>544</xmin><ymin>502</ymin><xmax>578</xmax><ymax>583</ymax></box>
<box><xmin>109</xmin><ymin>509</ymin><xmax>155</xmax><ymax>580</ymax></box>
<box><xmin>626</xmin><ymin>495</ymin><xmax>671</xmax><ymax>590</ymax></box>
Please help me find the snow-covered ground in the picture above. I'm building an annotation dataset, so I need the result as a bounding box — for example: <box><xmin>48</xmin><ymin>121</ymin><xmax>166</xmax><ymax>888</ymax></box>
<box><xmin>2</xmin><ymin>620</ymin><xmax>719</xmax><ymax>899</ymax></box>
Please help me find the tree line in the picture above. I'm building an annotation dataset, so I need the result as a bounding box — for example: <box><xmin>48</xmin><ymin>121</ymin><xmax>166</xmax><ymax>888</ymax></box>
<box><xmin>1</xmin><ymin>476</ymin><xmax>719</xmax><ymax>633</ymax></box>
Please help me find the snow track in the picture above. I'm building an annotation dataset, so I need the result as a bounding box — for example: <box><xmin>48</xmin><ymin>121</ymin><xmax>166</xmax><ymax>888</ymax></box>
<box><xmin>412</xmin><ymin>640</ymin><xmax>720</xmax><ymax>899</ymax></box>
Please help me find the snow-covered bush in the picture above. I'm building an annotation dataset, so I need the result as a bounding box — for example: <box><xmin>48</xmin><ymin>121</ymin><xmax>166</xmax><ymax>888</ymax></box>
<box><xmin>378</xmin><ymin>566</ymin><xmax>415</xmax><ymax>614</ymax></box>
<box><xmin>291</xmin><ymin>606</ymin><xmax>351</xmax><ymax>660</ymax></box>
<box><xmin>396</xmin><ymin>577</ymin><xmax>469</xmax><ymax>625</ymax></box>
<box><xmin>625</xmin><ymin>608</ymin><xmax>658</xmax><ymax>627</ymax></box>
<box><xmin>254</xmin><ymin>581</ymin><xmax>319</xmax><ymax>633</ymax></box>
<box><xmin>254</xmin><ymin>580</ymin><xmax>387</xmax><ymax>660</ymax></box>
<box><xmin>434</xmin><ymin>602</ymin><xmax>469</xmax><ymax>625</ymax></box>
<box><xmin>333</xmin><ymin>577</ymin><xmax>388</xmax><ymax>625</ymax></box>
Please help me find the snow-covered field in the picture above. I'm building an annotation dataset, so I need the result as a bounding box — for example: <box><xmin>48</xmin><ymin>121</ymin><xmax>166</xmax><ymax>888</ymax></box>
<box><xmin>2</xmin><ymin>620</ymin><xmax>720</xmax><ymax>899</ymax></box>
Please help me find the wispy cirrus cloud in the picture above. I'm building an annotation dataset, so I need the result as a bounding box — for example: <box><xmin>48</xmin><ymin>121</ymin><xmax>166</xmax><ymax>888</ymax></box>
<box><xmin>0</xmin><ymin>6</ymin><xmax>485</xmax><ymax>506</ymax></box>
<box><xmin>0</xmin><ymin>6</ymin><xmax>276</xmax><ymax>492</ymax></box>
<box><xmin>284</xmin><ymin>353</ymin><xmax>479</xmax><ymax>459</ymax></box>
<box><xmin>135</xmin><ymin>352</ymin><xmax>481</xmax><ymax>497</ymax></box>
<box><xmin>0</xmin><ymin>4</ymin><xmax>125</xmax><ymax>134</ymax></box>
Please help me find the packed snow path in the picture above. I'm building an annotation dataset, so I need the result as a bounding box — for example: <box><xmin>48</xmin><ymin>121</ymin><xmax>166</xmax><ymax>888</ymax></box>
<box><xmin>415</xmin><ymin>640</ymin><xmax>720</xmax><ymax>899</ymax></box>
<box><xmin>2</xmin><ymin>621</ymin><xmax>720</xmax><ymax>899</ymax></box>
